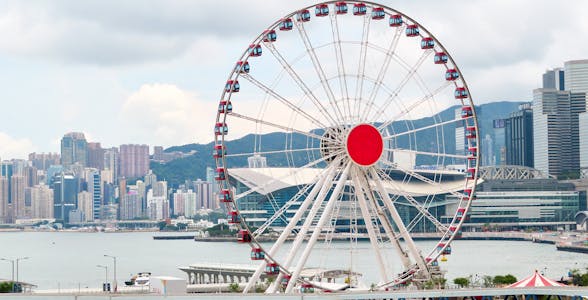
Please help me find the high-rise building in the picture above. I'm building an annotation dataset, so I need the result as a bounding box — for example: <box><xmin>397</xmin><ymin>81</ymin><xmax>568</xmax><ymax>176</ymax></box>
<box><xmin>533</xmin><ymin>88</ymin><xmax>586</xmax><ymax>177</ymax></box>
<box><xmin>30</xmin><ymin>184</ymin><xmax>54</xmax><ymax>219</ymax></box>
<box><xmin>144</xmin><ymin>170</ymin><xmax>157</xmax><ymax>188</ymax></box>
<box><xmin>60</xmin><ymin>132</ymin><xmax>88</xmax><ymax>168</ymax></box>
<box><xmin>505</xmin><ymin>103</ymin><xmax>534</xmax><ymax>167</ymax></box>
<box><xmin>481</xmin><ymin>134</ymin><xmax>494</xmax><ymax>166</ymax></box>
<box><xmin>146</xmin><ymin>189</ymin><xmax>168</xmax><ymax>220</ymax></box>
<box><xmin>565</xmin><ymin>60</ymin><xmax>588</xmax><ymax>178</ymax></box>
<box><xmin>152</xmin><ymin>181</ymin><xmax>167</xmax><ymax>198</ymax></box>
<box><xmin>454</xmin><ymin>108</ymin><xmax>466</xmax><ymax>164</ymax></box>
<box><xmin>103</xmin><ymin>147</ymin><xmax>119</xmax><ymax>182</ymax></box>
<box><xmin>194</xmin><ymin>179</ymin><xmax>215</xmax><ymax>210</ymax></box>
<box><xmin>492</xmin><ymin>119</ymin><xmax>506</xmax><ymax>165</ymax></box>
<box><xmin>11</xmin><ymin>175</ymin><xmax>25</xmax><ymax>219</ymax></box>
<box><xmin>0</xmin><ymin>177</ymin><xmax>8</xmax><ymax>223</ymax></box>
<box><xmin>87</xmin><ymin>142</ymin><xmax>105</xmax><ymax>170</ymax></box>
<box><xmin>120</xmin><ymin>191</ymin><xmax>142</xmax><ymax>220</ymax></box>
<box><xmin>77</xmin><ymin>191</ymin><xmax>93</xmax><ymax>222</ymax></box>
<box><xmin>90</xmin><ymin>170</ymin><xmax>102</xmax><ymax>220</ymax></box>
<box><xmin>52</xmin><ymin>173</ymin><xmax>80</xmax><ymax>223</ymax></box>
<box><xmin>174</xmin><ymin>189</ymin><xmax>197</xmax><ymax>218</ymax></box>
<box><xmin>543</xmin><ymin>68</ymin><xmax>565</xmax><ymax>91</ymax></box>
<box><xmin>28</xmin><ymin>153</ymin><xmax>60</xmax><ymax>171</ymax></box>
<box><xmin>119</xmin><ymin>144</ymin><xmax>149</xmax><ymax>178</ymax></box>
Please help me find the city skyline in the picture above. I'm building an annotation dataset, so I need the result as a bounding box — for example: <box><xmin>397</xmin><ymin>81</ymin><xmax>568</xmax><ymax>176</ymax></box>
<box><xmin>1</xmin><ymin>0</ymin><xmax>588</xmax><ymax>159</ymax></box>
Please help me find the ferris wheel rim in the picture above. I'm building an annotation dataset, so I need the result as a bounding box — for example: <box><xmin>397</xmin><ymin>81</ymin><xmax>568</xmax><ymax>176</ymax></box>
<box><xmin>213</xmin><ymin>0</ymin><xmax>481</xmax><ymax>292</ymax></box>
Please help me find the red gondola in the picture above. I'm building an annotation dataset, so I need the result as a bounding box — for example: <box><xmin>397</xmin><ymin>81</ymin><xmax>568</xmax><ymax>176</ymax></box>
<box><xmin>301</xmin><ymin>283</ymin><xmax>315</xmax><ymax>293</ymax></box>
<box><xmin>265</xmin><ymin>263</ymin><xmax>280</xmax><ymax>275</ymax></box>
<box><xmin>215</xmin><ymin>167</ymin><xmax>226</xmax><ymax>181</ymax></box>
<box><xmin>279</xmin><ymin>18</ymin><xmax>293</xmax><ymax>31</ymax></box>
<box><xmin>235</xmin><ymin>61</ymin><xmax>250</xmax><ymax>74</ymax></box>
<box><xmin>468</xmin><ymin>147</ymin><xmax>477</xmax><ymax>157</ymax></box>
<box><xmin>437</xmin><ymin>243</ymin><xmax>452</xmax><ymax>255</ymax></box>
<box><xmin>434</xmin><ymin>52</ymin><xmax>448</xmax><ymax>64</ymax></box>
<box><xmin>315</xmin><ymin>4</ymin><xmax>329</xmax><ymax>17</ymax></box>
<box><xmin>213</xmin><ymin>144</ymin><xmax>226</xmax><ymax>159</ymax></box>
<box><xmin>420</xmin><ymin>37</ymin><xmax>435</xmax><ymax>49</ymax></box>
<box><xmin>449</xmin><ymin>226</ymin><xmax>463</xmax><ymax>239</ymax></box>
<box><xmin>214</xmin><ymin>122</ymin><xmax>228</xmax><ymax>136</ymax></box>
<box><xmin>389</xmin><ymin>14</ymin><xmax>403</xmax><ymax>27</ymax></box>
<box><xmin>371</xmin><ymin>7</ymin><xmax>385</xmax><ymax>20</ymax></box>
<box><xmin>461</xmin><ymin>106</ymin><xmax>473</xmax><ymax>118</ymax></box>
<box><xmin>296</xmin><ymin>9</ymin><xmax>311</xmax><ymax>22</ymax></box>
<box><xmin>219</xmin><ymin>189</ymin><xmax>232</xmax><ymax>203</ymax></box>
<box><xmin>406</xmin><ymin>24</ymin><xmax>419</xmax><ymax>37</ymax></box>
<box><xmin>352</xmin><ymin>3</ymin><xmax>366</xmax><ymax>15</ymax></box>
<box><xmin>250</xmin><ymin>248</ymin><xmax>265</xmax><ymax>260</ymax></box>
<box><xmin>335</xmin><ymin>2</ymin><xmax>348</xmax><ymax>14</ymax></box>
<box><xmin>455</xmin><ymin>87</ymin><xmax>468</xmax><ymax>99</ymax></box>
<box><xmin>228</xmin><ymin>211</ymin><xmax>240</xmax><ymax>224</ymax></box>
<box><xmin>225</xmin><ymin>80</ymin><xmax>240</xmax><ymax>93</ymax></box>
<box><xmin>463</xmin><ymin>188</ymin><xmax>476</xmax><ymax>200</ymax></box>
<box><xmin>218</xmin><ymin>100</ymin><xmax>232</xmax><ymax>114</ymax></box>
<box><xmin>248</xmin><ymin>44</ymin><xmax>262</xmax><ymax>57</ymax></box>
<box><xmin>466</xmin><ymin>168</ymin><xmax>476</xmax><ymax>180</ymax></box>
<box><xmin>445</xmin><ymin>69</ymin><xmax>459</xmax><ymax>81</ymax></box>
<box><xmin>280</xmin><ymin>274</ymin><xmax>291</xmax><ymax>286</ymax></box>
<box><xmin>426</xmin><ymin>257</ymin><xmax>439</xmax><ymax>267</ymax></box>
<box><xmin>238</xmin><ymin>229</ymin><xmax>251</xmax><ymax>243</ymax></box>
<box><xmin>466</xmin><ymin>126</ymin><xmax>476</xmax><ymax>138</ymax></box>
<box><xmin>263</xmin><ymin>30</ymin><xmax>277</xmax><ymax>43</ymax></box>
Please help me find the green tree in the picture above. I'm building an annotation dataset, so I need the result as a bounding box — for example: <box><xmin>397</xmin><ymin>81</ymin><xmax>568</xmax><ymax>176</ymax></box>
<box><xmin>0</xmin><ymin>282</ymin><xmax>14</xmax><ymax>293</ymax></box>
<box><xmin>453</xmin><ymin>277</ymin><xmax>469</xmax><ymax>288</ymax></box>
<box><xmin>228</xmin><ymin>282</ymin><xmax>240</xmax><ymax>292</ymax></box>
<box><xmin>482</xmin><ymin>275</ymin><xmax>494</xmax><ymax>288</ymax></box>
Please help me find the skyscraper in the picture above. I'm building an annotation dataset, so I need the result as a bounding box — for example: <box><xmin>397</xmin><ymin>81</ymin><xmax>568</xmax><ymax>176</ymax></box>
<box><xmin>533</xmin><ymin>88</ymin><xmax>586</xmax><ymax>177</ymax></box>
<box><xmin>103</xmin><ymin>147</ymin><xmax>119</xmax><ymax>182</ymax></box>
<box><xmin>11</xmin><ymin>175</ymin><xmax>25</xmax><ymax>219</ymax></box>
<box><xmin>505</xmin><ymin>103</ymin><xmax>534</xmax><ymax>167</ymax></box>
<box><xmin>30</xmin><ymin>184</ymin><xmax>54</xmax><ymax>219</ymax></box>
<box><xmin>77</xmin><ymin>191</ymin><xmax>93</xmax><ymax>222</ymax></box>
<box><xmin>119</xmin><ymin>144</ymin><xmax>149</xmax><ymax>178</ymax></box>
<box><xmin>0</xmin><ymin>177</ymin><xmax>8</xmax><ymax>223</ymax></box>
<box><xmin>52</xmin><ymin>173</ymin><xmax>80</xmax><ymax>223</ymax></box>
<box><xmin>87</xmin><ymin>142</ymin><xmax>105</xmax><ymax>170</ymax></box>
<box><xmin>492</xmin><ymin>119</ymin><xmax>506</xmax><ymax>165</ymax></box>
<box><xmin>120</xmin><ymin>191</ymin><xmax>142</xmax><ymax>220</ymax></box>
<box><xmin>61</xmin><ymin>132</ymin><xmax>88</xmax><ymax>168</ymax></box>
<box><xmin>565</xmin><ymin>60</ymin><xmax>588</xmax><ymax>178</ymax></box>
<box><xmin>543</xmin><ymin>68</ymin><xmax>565</xmax><ymax>91</ymax></box>
<box><xmin>90</xmin><ymin>170</ymin><xmax>102</xmax><ymax>220</ymax></box>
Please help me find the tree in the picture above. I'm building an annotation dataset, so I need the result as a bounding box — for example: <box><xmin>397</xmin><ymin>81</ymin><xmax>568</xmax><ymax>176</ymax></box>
<box><xmin>453</xmin><ymin>277</ymin><xmax>470</xmax><ymax>288</ymax></box>
<box><xmin>228</xmin><ymin>282</ymin><xmax>240</xmax><ymax>292</ymax></box>
<box><xmin>481</xmin><ymin>275</ymin><xmax>494</xmax><ymax>288</ymax></box>
<box><xmin>0</xmin><ymin>282</ymin><xmax>13</xmax><ymax>293</ymax></box>
<box><xmin>493</xmin><ymin>274</ymin><xmax>517</xmax><ymax>285</ymax></box>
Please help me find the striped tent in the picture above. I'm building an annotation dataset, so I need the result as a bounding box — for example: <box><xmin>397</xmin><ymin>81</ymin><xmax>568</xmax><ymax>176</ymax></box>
<box><xmin>507</xmin><ymin>271</ymin><xmax>566</xmax><ymax>287</ymax></box>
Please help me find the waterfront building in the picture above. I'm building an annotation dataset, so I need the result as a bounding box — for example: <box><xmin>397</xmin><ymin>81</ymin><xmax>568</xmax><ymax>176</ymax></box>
<box><xmin>77</xmin><ymin>191</ymin><xmax>93</xmax><ymax>222</ymax></box>
<box><xmin>533</xmin><ymin>88</ymin><xmax>586</xmax><ymax>177</ymax></box>
<box><xmin>30</xmin><ymin>184</ymin><xmax>53</xmax><ymax>219</ymax></box>
<box><xmin>194</xmin><ymin>179</ymin><xmax>215</xmax><ymax>210</ymax></box>
<box><xmin>100</xmin><ymin>203</ymin><xmax>118</xmax><ymax>221</ymax></box>
<box><xmin>0</xmin><ymin>177</ymin><xmax>8</xmax><ymax>223</ymax></box>
<box><xmin>505</xmin><ymin>103</ymin><xmax>534</xmax><ymax>167</ymax></box>
<box><xmin>566</xmin><ymin>60</ymin><xmax>588</xmax><ymax>178</ymax></box>
<box><xmin>119</xmin><ymin>144</ymin><xmax>149</xmax><ymax>178</ymax></box>
<box><xmin>52</xmin><ymin>173</ymin><xmax>80</xmax><ymax>223</ymax></box>
<box><xmin>90</xmin><ymin>170</ymin><xmax>102</xmax><ymax>220</ymax></box>
<box><xmin>173</xmin><ymin>189</ymin><xmax>197</xmax><ymax>217</ymax></box>
<box><xmin>11</xmin><ymin>175</ymin><xmax>26</xmax><ymax>219</ymax></box>
<box><xmin>87</xmin><ymin>142</ymin><xmax>105</xmax><ymax>170</ymax></box>
<box><xmin>120</xmin><ymin>191</ymin><xmax>142</xmax><ymax>220</ymax></box>
<box><xmin>103</xmin><ymin>147</ymin><xmax>119</xmax><ymax>182</ymax></box>
<box><xmin>147</xmin><ymin>189</ymin><xmax>169</xmax><ymax>220</ymax></box>
<box><xmin>60</xmin><ymin>132</ymin><xmax>88</xmax><ymax>168</ymax></box>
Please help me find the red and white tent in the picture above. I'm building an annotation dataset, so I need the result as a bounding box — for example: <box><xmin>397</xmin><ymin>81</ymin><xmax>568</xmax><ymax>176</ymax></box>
<box><xmin>507</xmin><ymin>271</ymin><xmax>566</xmax><ymax>288</ymax></box>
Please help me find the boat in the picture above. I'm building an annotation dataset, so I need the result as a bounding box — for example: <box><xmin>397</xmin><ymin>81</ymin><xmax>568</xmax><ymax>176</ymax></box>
<box><xmin>124</xmin><ymin>272</ymin><xmax>151</xmax><ymax>286</ymax></box>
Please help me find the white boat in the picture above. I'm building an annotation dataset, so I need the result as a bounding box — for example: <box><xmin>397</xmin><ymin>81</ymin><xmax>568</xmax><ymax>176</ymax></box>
<box><xmin>124</xmin><ymin>272</ymin><xmax>151</xmax><ymax>286</ymax></box>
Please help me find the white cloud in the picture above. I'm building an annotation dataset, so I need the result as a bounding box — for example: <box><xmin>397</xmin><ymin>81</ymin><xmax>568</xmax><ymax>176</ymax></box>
<box><xmin>0</xmin><ymin>132</ymin><xmax>35</xmax><ymax>160</ymax></box>
<box><xmin>121</xmin><ymin>83</ymin><xmax>217</xmax><ymax>147</ymax></box>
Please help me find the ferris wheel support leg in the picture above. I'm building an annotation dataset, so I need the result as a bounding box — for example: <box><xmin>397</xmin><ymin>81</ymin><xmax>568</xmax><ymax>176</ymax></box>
<box><xmin>369</xmin><ymin>169</ymin><xmax>429</xmax><ymax>277</ymax></box>
<box><xmin>243</xmin><ymin>168</ymin><xmax>332</xmax><ymax>294</ymax></box>
<box><xmin>352</xmin><ymin>167</ymin><xmax>389</xmax><ymax>283</ymax></box>
<box><xmin>285</xmin><ymin>163</ymin><xmax>352</xmax><ymax>293</ymax></box>
<box><xmin>266</xmin><ymin>165</ymin><xmax>339</xmax><ymax>293</ymax></box>
<box><xmin>360</xmin><ymin>170</ymin><xmax>411</xmax><ymax>269</ymax></box>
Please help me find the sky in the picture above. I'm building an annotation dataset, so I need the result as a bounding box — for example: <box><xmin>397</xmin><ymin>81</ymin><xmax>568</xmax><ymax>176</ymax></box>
<box><xmin>1</xmin><ymin>0</ymin><xmax>587</xmax><ymax>159</ymax></box>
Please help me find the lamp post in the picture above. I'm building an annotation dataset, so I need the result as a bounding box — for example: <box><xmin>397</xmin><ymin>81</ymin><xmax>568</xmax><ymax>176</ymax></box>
<box><xmin>104</xmin><ymin>254</ymin><xmax>117</xmax><ymax>292</ymax></box>
<box><xmin>15</xmin><ymin>257</ymin><xmax>30</xmax><ymax>282</ymax></box>
<box><xmin>0</xmin><ymin>258</ymin><xmax>14</xmax><ymax>281</ymax></box>
<box><xmin>96</xmin><ymin>265</ymin><xmax>108</xmax><ymax>291</ymax></box>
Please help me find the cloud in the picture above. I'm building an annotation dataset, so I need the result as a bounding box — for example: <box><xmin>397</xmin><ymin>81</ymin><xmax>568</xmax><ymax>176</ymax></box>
<box><xmin>121</xmin><ymin>83</ymin><xmax>217</xmax><ymax>147</ymax></box>
<box><xmin>0</xmin><ymin>132</ymin><xmax>35</xmax><ymax>160</ymax></box>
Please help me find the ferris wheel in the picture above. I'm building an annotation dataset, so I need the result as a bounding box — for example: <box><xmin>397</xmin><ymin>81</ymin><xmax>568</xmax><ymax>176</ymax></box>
<box><xmin>213</xmin><ymin>0</ymin><xmax>479</xmax><ymax>293</ymax></box>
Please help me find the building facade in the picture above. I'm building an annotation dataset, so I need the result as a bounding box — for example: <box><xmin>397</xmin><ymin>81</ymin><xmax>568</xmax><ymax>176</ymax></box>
<box><xmin>505</xmin><ymin>103</ymin><xmax>534</xmax><ymax>167</ymax></box>
<box><xmin>60</xmin><ymin>132</ymin><xmax>88</xmax><ymax>168</ymax></box>
<box><xmin>119</xmin><ymin>144</ymin><xmax>149</xmax><ymax>178</ymax></box>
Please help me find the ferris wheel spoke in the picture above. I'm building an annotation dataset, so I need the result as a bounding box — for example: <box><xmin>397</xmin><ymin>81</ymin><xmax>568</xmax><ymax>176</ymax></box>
<box><xmin>228</xmin><ymin>112</ymin><xmax>324</xmax><ymax>141</ymax></box>
<box><xmin>360</xmin><ymin>26</ymin><xmax>403</xmax><ymax>122</ymax></box>
<box><xmin>354</xmin><ymin>13</ymin><xmax>372</xmax><ymax>123</ymax></box>
<box><xmin>383</xmin><ymin>148</ymin><xmax>469</xmax><ymax>160</ymax></box>
<box><xmin>263</xmin><ymin>43</ymin><xmax>339</xmax><ymax>126</ymax></box>
<box><xmin>383</xmin><ymin>116</ymin><xmax>472</xmax><ymax>141</ymax></box>
<box><xmin>285</xmin><ymin>162</ymin><xmax>352</xmax><ymax>293</ymax></box>
<box><xmin>352</xmin><ymin>167</ymin><xmax>390</xmax><ymax>283</ymax></box>
<box><xmin>368</xmin><ymin>168</ymin><xmax>429</xmax><ymax>276</ymax></box>
<box><xmin>375</xmin><ymin>167</ymin><xmax>448</xmax><ymax>232</ymax></box>
<box><xmin>266</xmin><ymin>163</ymin><xmax>340</xmax><ymax>293</ymax></box>
<box><xmin>329</xmin><ymin>14</ymin><xmax>351</xmax><ymax>122</ymax></box>
<box><xmin>225</xmin><ymin>147</ymin><xmax>323</xmax><ymax>158</ymax></box>
<box><xmin>294</xmin><ymin>22</ymin><xmax>345</xmax><ymax>124</ymax></box>
<box><xmin>377</xmin><ymin>80</ymin><xmax>453</xmax><ymax>131</ymax></box>
<box><xmin>234</xmin><ymin>153</ymin><xmax>341</xmax><ymax>201</ymax></box>
<box><xmin>240</xmin><ymin>73</ymin><xmax>329</xmax><ymax>129</ymax></box>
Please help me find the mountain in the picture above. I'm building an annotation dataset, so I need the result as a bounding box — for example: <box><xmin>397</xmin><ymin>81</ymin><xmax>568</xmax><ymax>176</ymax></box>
<box><xmin>151</xmin><ymin>101</ymin><xmax>527</xmax><ymax>186</ymax></box>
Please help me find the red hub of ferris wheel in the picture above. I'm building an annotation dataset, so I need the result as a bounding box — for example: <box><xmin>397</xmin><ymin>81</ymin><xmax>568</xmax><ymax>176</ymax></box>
<box><xmin>346</xmin><ymin>124</ymin><xmax>383</xmax><ymax>166</ymax></box>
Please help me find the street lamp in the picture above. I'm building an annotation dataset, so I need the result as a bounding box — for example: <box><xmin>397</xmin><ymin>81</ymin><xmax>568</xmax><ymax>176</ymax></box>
<box><xmin>15</xmin><ymin>257</ymin><xmax>30</xmax><ymax>282</ymax></box>
<box><xmin>0</xmin><ymin>258</ymin><xmax>14</xmax><ymax>281</ymax></box>
<box><xmin>104</xmin><ymin>254</ymin><xmax>117</xmax><ymax>292</ymax></box>
<box><xmin>96</xmin><ymin>264</ymin><xmax>109</xmax><ymax>288</ymax></box>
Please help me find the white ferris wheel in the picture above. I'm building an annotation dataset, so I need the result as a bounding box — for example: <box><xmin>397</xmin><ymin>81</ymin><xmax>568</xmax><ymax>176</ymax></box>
<box><xmin>213</xmin><ymin>0</ymin><xmax>480</xmax><ymax>293</ymax></box>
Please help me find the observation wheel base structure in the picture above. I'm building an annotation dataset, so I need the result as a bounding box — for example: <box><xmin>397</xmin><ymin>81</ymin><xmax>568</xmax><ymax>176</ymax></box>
<box><xmin>212</xmin><ymin>0</ymin><xmax>480</xmax><ymax>294</ymax></box>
